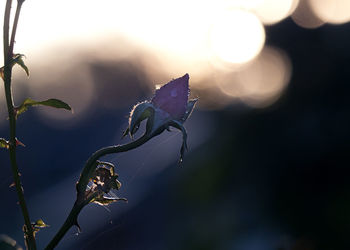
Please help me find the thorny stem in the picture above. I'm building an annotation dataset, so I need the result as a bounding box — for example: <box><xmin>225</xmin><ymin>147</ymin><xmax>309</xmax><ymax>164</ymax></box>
<box><xmin>44</xmin><ymin>195</ymin><xmax>97</xmax><ymax>250</ymax></box>
<box><xmin>45</xmin><ymin>134</ymin><xmax>151</xmax><ymax>250</ymax></box>
<box><xmin>3</xmin><ymin>0</ymin><xmax>36</xmax><ymax>249</ymax></box>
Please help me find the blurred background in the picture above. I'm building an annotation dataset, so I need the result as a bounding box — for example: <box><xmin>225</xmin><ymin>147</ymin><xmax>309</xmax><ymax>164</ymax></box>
<box><xmin>1</xmin><ymin>0</ymin><xmax>350</xmax><ymax>249</ymax></box>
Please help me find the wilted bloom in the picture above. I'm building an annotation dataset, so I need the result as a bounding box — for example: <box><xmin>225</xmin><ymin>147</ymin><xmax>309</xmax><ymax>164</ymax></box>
<box><xmin>123</xmin><ymin>73</ymin><xmax>197</xmax><ymax>162</ymax></box>
<box><xmin>85</xmin><ymin>161</ymin><xmax>127</xmax><ymax>206</ymax></box>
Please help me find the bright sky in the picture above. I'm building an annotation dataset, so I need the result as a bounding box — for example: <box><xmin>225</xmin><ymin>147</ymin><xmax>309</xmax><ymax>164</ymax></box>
<box><xmin>1</xmin><ymin>0</ymin><xmax>348</xmax><ymax>64</ymax></box>
<box><xmin>0</xmin><ymin>0</ymin><xmax>349</xmax><ymax>121</ymax></box>
<box><xmin>2</xmin><ymin>0</ymin><xmax>297</xmax><ymax>61</ymax></box>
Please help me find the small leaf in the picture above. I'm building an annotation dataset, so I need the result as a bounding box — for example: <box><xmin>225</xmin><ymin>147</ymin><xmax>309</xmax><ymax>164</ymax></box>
<box><xmin>92</xmin><ymin>196</ymin><xmax>127</xmax><ymax>206</ymax></box>
<box><xmin>13</xmin><ymin>54</ymin><xmax>29</xmax><ymax>77</ymax></box>
<box><xmin>0</xmin><ymin>138</ymin><xmax>10</xmax><ymax>149</ymax></box>
<box><xmin>33</xmin><ymin>219</ymin><xmax>48</xmax><ymax>229</ymax></box>
<box><xmin>0</xmin><ymin>54</ymin><xmax>29</xmax><ymax>81</ymax></box>
<box><xmin>32</xmin><ymin>219</ymin><xmax>49</xmax><ymax>235</ymax></box>
<box><xmin>24</xmin><ymin>98</ymin><xmax>71</xmax><ymax>110</ymax></box>
<box><xmin>15</xmin><ymin>138</ymin><xmax>25</xmax><ymax>147</ymax></box>
<box><xmin>15</xmin><ymin>98</ymin><xmax>72</xmax><ymax>118</ymax></box>
<box><xmin>0</xmin><ymin>67</ymin><xmax>4</xmax><ymax>80</ymax></box>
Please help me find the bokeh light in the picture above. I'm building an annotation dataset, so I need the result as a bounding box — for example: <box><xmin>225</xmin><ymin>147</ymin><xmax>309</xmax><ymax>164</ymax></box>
<box><xmin>252</xmin><ymin>0</ymin><xmax>299</xmax><ymax>25</ymax></box>
<box><xmin>291</xmin><ymin>0</ymin><xmax>325</xmax><ymax>29</ymax></box>
<box><xmin>309</xmin><ymin>0</ymin><xmax>350</xmax><ymax>24</ymax></box>
<box><xmin>210</xmin><ymin>9</ymin><xmax>265</xmax><ymax>64</ymax></box>
<box><xmin>26</xmin><ymin>56</ymin><xmax>95</xmax><ymax>128</ymax></box>
<box><xmin>217</xmin><ymin>46</ymin><xmax>292</xmax><ymax>108</ymax></box>
<box><xmin>3</xmin><ymin>0</ymin><xmax>339</xmax><ymax>116</ymax></box>
<box><xmin>221</xmin><ymin>0</ymin><xmax>264</xmax><ymax>9</ymax></box>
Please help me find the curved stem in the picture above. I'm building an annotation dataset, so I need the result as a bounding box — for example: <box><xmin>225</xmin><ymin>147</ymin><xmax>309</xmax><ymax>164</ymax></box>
<box><xmin>45</xmin><ymin>134</ymin><xmax>151</xmax><ymax>249</ymax></box>
<box><xmin>76</xmin><ymin>134</ymin><xmax>150</xmax><ymax>196</ymax></box>
<box><xmin>3</xmin><ymin>0</ymin><xmax>36</xmax><ymax>249</ymax></box>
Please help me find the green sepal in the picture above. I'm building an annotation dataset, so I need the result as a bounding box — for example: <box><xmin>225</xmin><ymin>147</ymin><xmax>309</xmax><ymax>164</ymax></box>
<box><xmin>182</xmin><ymin>98</ymin><xmax>198</xmax><ymax>121</ymax></box>
<box><xmin>13</xmin><ymin>54</ymin><xmax>29</xmax><ymax>77</ymax></box>
<box><xmin>15</xmin><ymin>98</ymin><xmax>72</xmax><ymax>119</ymax></box>
<box><xmin>123</xmin><ymin>102</ymin><xmax>154</xmax><ymax>138</ymax></box>
<box><xmin>169</xmin><ymin>120</ymin><xmax>188</xmax><ymax>164</ymax></box>
<box><xmin>0</xmin><ymin>54</ymin><xmax>29</xmax><ymax>80</ymax></box>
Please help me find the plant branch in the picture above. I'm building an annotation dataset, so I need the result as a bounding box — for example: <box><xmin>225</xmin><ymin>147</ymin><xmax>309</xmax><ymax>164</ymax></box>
<box><xmin>3</xmin><ymin>0</ymin><xmax>11</xmax><ymax>58</ymax></box>
<box><xmin>3</xmin><ymin>0</ymin><xmax>36</xmax><ymax>249</ymax></box>
<box><xmin>45</xmin><ymin>134</ymin><xmax>151</xmax><ymax>250</ymax></box>
<box><xmin>9</xmin><ymin>0</ymin><xmax>24</xmax><ymax>55</ymax></box>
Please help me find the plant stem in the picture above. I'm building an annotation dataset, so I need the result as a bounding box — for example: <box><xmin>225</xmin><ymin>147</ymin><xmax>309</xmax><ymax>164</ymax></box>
<box><xmin>45</xmin><ymin>134</ymin><xmax>151</xmax><ymax>250</ymax></box>
<box><xmin>44</xmin><ymin>192</ymin><xmax>98</xmax><ymax>250</ymax></box>
<box><xmin>9</xmin><ymin>0</ymin><xmax>24</xmax><ymax>55</ymax></box>
<box><xmin>3</xmin><ymin>0</ymin><xmax>36</xmax><ymax>249</ymax></box>
<box><xmin>76</xmin><ymin>134</ymin><xmax>151</xmax><ymax>197</ymax></box>
<box><xmin>44</xmin><ymin>202</ymin><xmax>85</xmax><ymax>250</ymax></box>
<box><xmin>3</xmin><ymin>0</ymin><xmax>11</xmax><ymax>57</ymax></box>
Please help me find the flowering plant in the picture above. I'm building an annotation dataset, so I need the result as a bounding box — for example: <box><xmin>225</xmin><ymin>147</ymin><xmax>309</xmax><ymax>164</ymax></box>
<box><xmin>123</xmin><ymin>73</ymin><xmax>197</xmax><ymax>162</ymax></box>
<box><xmin>0</xmin><ymin>1</ymin><xmax>197</xmax><ymax>249</ymax></box>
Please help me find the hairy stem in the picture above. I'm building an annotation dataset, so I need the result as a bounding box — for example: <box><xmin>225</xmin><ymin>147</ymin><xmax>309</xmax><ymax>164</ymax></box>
<box><xmin>45</xmin><ymin>134</ymin><xmax>151</xmax><ymax>250</ymax></box>
<box><xmin>3</xmin><ymin>0</ymin><xmax>36</xmax><ymax>249</ymax></box>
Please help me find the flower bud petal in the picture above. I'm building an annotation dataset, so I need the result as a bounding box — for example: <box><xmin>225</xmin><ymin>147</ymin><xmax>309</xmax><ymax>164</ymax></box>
<box><xmin>148</xmin><ymin>108</ymin><xmax>171</xmax><ymax>137</ymax></box>
<box><xmin>152</xmin><ymin>74</ymin><xmax>189</xmax><ymax>120</ymax></box>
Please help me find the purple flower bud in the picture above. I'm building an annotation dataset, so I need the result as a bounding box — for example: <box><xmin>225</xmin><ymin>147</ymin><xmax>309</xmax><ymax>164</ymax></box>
<box><xmin>152</xmin><ymin>73</ymin><xmax>189</xmax><ymax>120</ymax></box>
<box><xmin>124</xmin><ymin>74</ymin><xmax>197</xmax><ymax>163</ymax></box>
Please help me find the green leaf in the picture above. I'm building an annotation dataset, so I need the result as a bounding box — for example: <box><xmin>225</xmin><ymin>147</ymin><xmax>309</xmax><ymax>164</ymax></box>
<box><xmin>92</xmin><ymin>196</ymin><xmax>127</xmax><ymax>206</ymax></box>
<box><xmin>0</xmin><ymin>235</ymin><xmax>23</xmax><ymax>250</ymax></box>
<box><xmin>32</xmin><ymin>219</ymin><xmax>49</xmax><ymax>235</ymax></box>
<box><xmin>15</xmin><ymin>98</ymin><xmax>72</xmax><ymax>118</ymax></box>
<box><xmin>33</xmin><ymin>219</ymin><xmax>48</xmax><ymax>229</ymax></box>
<box><xmin>0</xmin><ymin>138</ymin><xmax>9</xmax><ymax>149</ymax></box>
<box><xmin>13</xmin><ymin>54</ymin><xmax>29</xmax><ymax>77</ymax></box>
<box><xmin>0</xmin><ymin>54</ymin><xmax>30</xmax><ymax>80</ymax></box>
